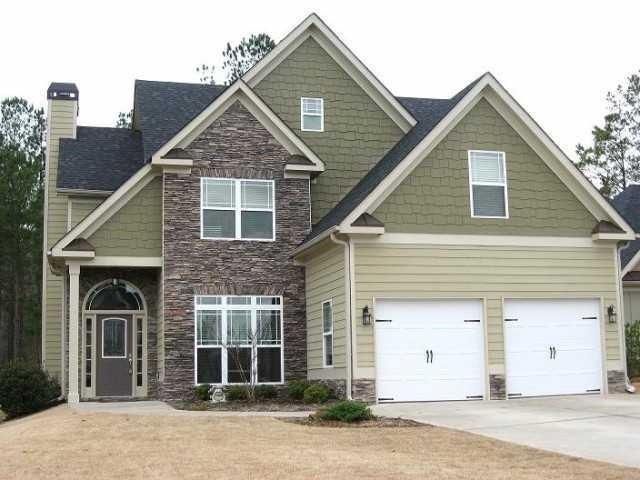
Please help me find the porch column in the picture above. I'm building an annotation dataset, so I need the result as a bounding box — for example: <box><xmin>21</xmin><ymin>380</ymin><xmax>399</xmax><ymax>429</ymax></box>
<box><xmin>68</xmin><ymin>263</ymin><xmax>80</xmax><ymax>403</ymax></box>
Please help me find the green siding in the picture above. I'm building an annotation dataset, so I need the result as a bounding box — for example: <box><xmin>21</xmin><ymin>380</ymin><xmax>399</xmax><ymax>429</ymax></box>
<box><xmin>305</xmin><ymin>243</ymin><xmax>347</xmax><ymax>379</ymax></box>
<box><xmin>254</xmin><ymin>37</ymin><xmax>403</xmax><ymax>223</ymax></box>
<box><xmin>69</xmin><ymin>198</ymin><xmax>102</xmax><ymax>229</ymax></box>
<box><xmin>374</xmin><ymin>99</ymin><xmax>597</xmax><ymax>236</ymax></box>
<box><xmin>354</xmin><ymin>242</ymin><xmax>620</xmax><ymax>370</ymax></box>
<box><xmin>87</xmin><ymin>177</ymin><xmax>162</xmax><ymax>257</ymax></box>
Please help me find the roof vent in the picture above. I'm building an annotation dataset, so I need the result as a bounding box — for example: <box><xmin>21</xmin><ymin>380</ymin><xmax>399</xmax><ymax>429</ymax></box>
<box><xmin>47</xmin><ymin>82</ymin><xmax>79</xmax><ymax>101</ymax></box>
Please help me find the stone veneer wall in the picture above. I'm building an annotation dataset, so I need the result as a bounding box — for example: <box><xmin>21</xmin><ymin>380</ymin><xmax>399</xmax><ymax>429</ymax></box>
<box><xmin>351</xmin><ymin>378</ymin><xmax>376</xmax><ymax>404</ymax></box>
<box><xmin>73</xmin><ymin>267</ymin><xmax>159</xmax><ymax>398</ymax></box>
<box><xmin>489</xmin><ymin>374</ymin><xmax>506</xmax><ymax>400</ymax></box>
<box><xmin>607</xmin><ymin>370</ymin><xmax>626</xmax><ymax>393</ymax></box>
<box><xmin>161</xmin><ymin>101</ymin><xmax>310</xmax><ymax>400</ymax></box>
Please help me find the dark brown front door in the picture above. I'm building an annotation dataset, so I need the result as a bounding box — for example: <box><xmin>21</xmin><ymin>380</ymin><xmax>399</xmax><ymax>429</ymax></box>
<box><xmin>96</xmin><ymin>315</ymin><xmax>132</xmax><ymax>397</ymax></box>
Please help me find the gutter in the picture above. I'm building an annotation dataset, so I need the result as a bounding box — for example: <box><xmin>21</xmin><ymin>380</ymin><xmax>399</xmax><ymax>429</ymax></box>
<box><xmin>330</xmin><ymin>232</ymin><xmax>353</xmax><ymax>400</ymax></box>
<box><xmin>617</xmin><ymin>241</ymin><xmax>636</xmax><ymax>394</ymax></box>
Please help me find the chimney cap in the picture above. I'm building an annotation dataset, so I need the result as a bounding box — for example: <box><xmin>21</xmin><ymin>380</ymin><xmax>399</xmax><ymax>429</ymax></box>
<box><xmin>47</xmin><ymin>82</ymin><xmax>79</xmax><ymax>100</ymax></box>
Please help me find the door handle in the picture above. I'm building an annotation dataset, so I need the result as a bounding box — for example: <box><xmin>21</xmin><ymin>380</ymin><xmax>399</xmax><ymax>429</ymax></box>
<box><xmin>552</xmin><ymin>346</ymin><xmax>557</xmax><ymax>359</ymax></box>
<box><xmin>425</xmin><ymin>349</ymin><xmax>433</xmax><ymax>363</ymax></box>
<box><xmin>430</xmin><ymin>350</ymin><xmax>434</xmax><ymax>363</ymax></box>
<box><xmin>128</xmin><ymin>353</ymin><xmax>133</xmax><ymax>375</ymax></box>
<box><xmin>549</xmin><ymin>346</ymin><xmax>553</xmax><ymax>359</ymax></box>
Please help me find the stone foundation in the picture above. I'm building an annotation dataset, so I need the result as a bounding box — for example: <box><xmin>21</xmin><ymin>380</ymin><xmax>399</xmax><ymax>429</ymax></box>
<box><xmin>607</xmin><ymin>370</ymin><xmax>626</xmax><ymax>393</ymax></box>
<box><xmin>489</xmin><ymin>374</ymin><xmax>506</xmax><ymax>400</ymax></box>
<box><xmin>351</xmin><ymin>378</ymin><xmax>376</xmax><ymax>403</ymax></box>
<box><xmin>315</xmin><ymin>379</ymin><xmax>347</xmax><ymax>399</ymax></box>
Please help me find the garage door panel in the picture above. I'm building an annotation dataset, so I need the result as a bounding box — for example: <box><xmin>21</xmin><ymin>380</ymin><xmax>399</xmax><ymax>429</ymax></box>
<box><xmin>376</xmin><ymin>299</ymin><xmax>485</xmax><ymax>402</ymax></box>
<box><xmin>504</xmin><ymin>299</ymin><xmax>602</xmax><ymax>398</ymax></box>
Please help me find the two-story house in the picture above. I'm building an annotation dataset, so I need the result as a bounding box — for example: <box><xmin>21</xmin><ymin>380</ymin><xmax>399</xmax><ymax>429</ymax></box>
<box><xmin>42</xmin><ymin>14</ymin><xmax>634</xmax><ymax>404</ymax></box>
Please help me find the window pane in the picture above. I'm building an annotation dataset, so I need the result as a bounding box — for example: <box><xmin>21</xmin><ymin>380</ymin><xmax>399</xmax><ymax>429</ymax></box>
<box><xmin>228</xmin><ymin>297</ymin><xmax>251</xmax><ymax>305</ymax></box>
<box><xmin>324</xmin><ymin>334</ymin><xmax>333</xmax><ymax>366</ymax></box>
<box><xmin>197</xmin><ymin>348</ymin><xmax>221</xmax><ymax>384</ymax></box>
<box><xmin>322</xmin><ymin>302</ymin><xmax>332</xmax><ymax>334</ymax></box>
<box><xmin>197</xmin><ymin>311</ymin><xmax>222</xmax><ymax>346</ymax></box>
<box><xmin>257</xmin><ymin>310</ymin><xmax>281</xmax><ymax>345</ymax></box>
<box><xmin>203</xmin><ymin>179</ymin><xmax>235</xmax><ymax>208</ymax></box>
<box><xmin>256</xmin><ymin>296</ymin><xmax>280</xmax><ymax>305</ymax></box>
<box><xmin>258</xmin><ymin>347</ymin><xmax>281</xmax><ymax>382</ymax></box>
<box><xmin>241</xmin><ymin>211</ymin><xmax>273</xmax><ymax>239</ymax></box>
<box><xmin>470</xmin><ymin>152</ymin><xmax>504</xmax><ymax>183</ymax></box>
<box><xmin>203</xmin><ymin>210</ymin><xmax>235</xmax><ymax>238</ymax></box>
<box><xmin>473</xmin><ymin>185</ymin><xmax>506</xmax><ymax>217</ymax></box>
<box><xmin>227</xmin><ymin>347</ymin><xmax>252</xmax><ymax>383</ymax></box>
<box><xmin>241</xmin><ymin>181</ymin><xmax>272</xmax><ymax>209</ymax></box>
<box><xmin>88</xmin><ymin>283</ymin><xmax>142</xmax><ymax>310</ymax></box>
<box><xmin>196</xmin><ymin>296</ymin><xmax>221</xmax><ymax>306</ymax></box>
<box><xmin>302</xmin><ymin>114</ymin><xmax>322</xmax><ymax>131</ymax></box>
<box><xmin>103</xmin><ymin>319</ymin><xmax>126</xmax><ymax>357</ymax></box>
<box><xmin>302</xmin><ymin>98</ymin><xmax>322</xmax><ymax>114</ymax></box>
<box><xmin>228</xmin><ymin>310</ymin><xmax>251</xmax><ymax>344</ymax></box>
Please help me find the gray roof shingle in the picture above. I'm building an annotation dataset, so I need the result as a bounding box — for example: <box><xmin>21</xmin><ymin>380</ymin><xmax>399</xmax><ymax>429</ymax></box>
<box><xmin>613</xmin><ymin>185</ymin><xmax>640</xmax><ymax>268</ymax></box>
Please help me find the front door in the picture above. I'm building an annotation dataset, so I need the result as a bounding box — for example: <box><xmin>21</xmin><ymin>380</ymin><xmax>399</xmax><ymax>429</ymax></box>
<box><xmin>96</xmin><ymin>315</ymin><xmax>132</xmax><ymax>397</ymax></box>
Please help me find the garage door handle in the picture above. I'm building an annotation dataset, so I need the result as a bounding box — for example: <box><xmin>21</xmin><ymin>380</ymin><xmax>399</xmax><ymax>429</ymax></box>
<box><xmin>425</xmin><ymin>349</ymin><xmax>433</xmax><ymax>363</ymax></box>
<box><xmin>552</xmin><ymin>346</ymin><xmax>556</xmax><ymax>359</ymax></box>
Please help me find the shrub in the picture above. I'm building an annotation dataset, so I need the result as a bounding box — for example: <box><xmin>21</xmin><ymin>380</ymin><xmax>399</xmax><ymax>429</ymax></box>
<box><xmin>255</xmin><ymin>385</ymin><xmax>277</xmax><ymax>401</ymax></box>
<box><xmin>225</xmin><ymin>385</ymin><xmax>249</xmax><ymax>401</ymax></box>
<box><xmin>627</xmin><ymin>321</ymin><xmax>640</xmax><ymax>378</ymax></box>
<box><xmin>0</xmin><ymin>362</ymin><xmax>60</xmax><ymax>419</ymax></box>
<box><xmin>287</xmin><ymin>379</ymin><xmax>310</xmax><ymax>401</ymax></box>
<box><xmin>317</xmin><ymin>400</ymin><xmax>373</xmax><ymax>423</ymax></box>
<box><xmin>303</xmin><ymin>383</ymin><xmax>330</xmax><ymax>404</ymax></box>
<box><xmin>194</xmin><ymin>384</ymin><xmax>210</xmax><ymax>401</ymax></box>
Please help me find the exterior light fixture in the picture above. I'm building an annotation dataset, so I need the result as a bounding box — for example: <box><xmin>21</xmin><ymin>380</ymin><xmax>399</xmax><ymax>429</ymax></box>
<box><xmin>607</xmin><ymin>305</ymin><xmax>617</xmax><ymax>324</ymax></box>
<box><xmin>362</xmin><ymin>305</ymin><xmax>372</xmax><ymax>326</ymax></box>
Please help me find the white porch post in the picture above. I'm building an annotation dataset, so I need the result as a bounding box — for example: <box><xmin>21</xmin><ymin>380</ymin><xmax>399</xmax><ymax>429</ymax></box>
<box><xmin>68</xmin><ymin>262</ymin><xmax>80</xmax><ymax>403</ymax></box>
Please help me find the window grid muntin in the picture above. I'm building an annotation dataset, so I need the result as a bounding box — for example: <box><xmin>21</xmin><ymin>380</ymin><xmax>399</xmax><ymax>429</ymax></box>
<box><xmin>301</xmin><ymin>97</ymin><xmax>324</xmax><ymax>132</ymax></box>
<box><xmin>194</xmin><ymin>295</ymin><xmax>284</xmax><ymax>385</ymax></box>
<box><xmin>201</xmin><ymin>178</ymin><xmax>275</xmax><ymax>241</ymax></box>
<box><xmin>468</xmin><ymin>150</ymin><xmax>508</xmax><ymax>218</ymax></box>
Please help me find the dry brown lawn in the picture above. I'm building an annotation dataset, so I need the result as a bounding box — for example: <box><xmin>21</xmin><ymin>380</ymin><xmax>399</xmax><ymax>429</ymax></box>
<box><xmin>0</xmin><ymin>405</ymin><xmax>638</xmax><ymax>480</ymax></box>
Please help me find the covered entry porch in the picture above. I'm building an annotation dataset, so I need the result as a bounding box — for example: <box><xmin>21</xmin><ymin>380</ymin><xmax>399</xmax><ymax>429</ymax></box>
<box><xmin>65</xmin><ymin>257</ymin><xmax>161</xmax><ymax>403</ymax></box>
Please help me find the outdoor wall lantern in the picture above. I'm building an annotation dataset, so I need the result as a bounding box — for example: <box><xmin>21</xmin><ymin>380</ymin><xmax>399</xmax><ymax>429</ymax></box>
<box><xmin>362</xmin><ymin>305</ymin><xmax>372</xmax><ymax>326</ymax></box>
<box><xmin>607</xmin><ymin>305</ymin><xmax>617</xmax><ymax>324</ymax></box>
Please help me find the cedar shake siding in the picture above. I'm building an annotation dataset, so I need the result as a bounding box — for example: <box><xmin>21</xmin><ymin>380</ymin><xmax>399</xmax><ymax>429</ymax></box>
<box><xmin>161</xmin><ymin>101</ymin><xmax>310</xmax><ymax>400</ymax></box>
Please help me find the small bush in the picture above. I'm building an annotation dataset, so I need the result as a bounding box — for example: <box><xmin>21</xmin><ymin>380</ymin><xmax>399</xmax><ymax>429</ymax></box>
<box><xmin>255</xmin><ymin>385</ymin><xmax>277</xmax><ymax>401</ymax></box>
<box><xmin>627</xmin><ymin>321</ymin><xmax>640</xmax><ymax>378</ymax></box>
<box><xmin>225</xmin><ymin>385</ymin><xmax>249</xmax><ymax>401</ymax></box>
<box><xmin>0</xmin><ymin>362</ymin><xmax>60</xmax><ymax>419</ymax></box>
<box><xmin>287</xmin><ymin>379</ymin><xmax>310</xmax><ymax>401</ymax></box>
<box><xmin>317</xmin><ymin>400</ymin><xmax>373</xmax><ymax>423</ymax></box>
<box><xmin>303</xmin><ymin>383</ymin><xmax>330</xmax><ymax>404</ymax></box>
<box><xmin>194</xmin><ymin>384</ymin><xmax>210</xmax><ymax>401</ymax></box>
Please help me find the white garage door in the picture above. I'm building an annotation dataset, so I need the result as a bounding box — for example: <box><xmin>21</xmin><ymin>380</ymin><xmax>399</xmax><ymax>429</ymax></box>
<box><xmin>375</xmin><ymin>299</ymin><xmax>486</xmax><ymax>402</ymax></box>
<box><xmin>504</xmin><ymin>299</ymin><xmax>602</xmax><ymax>398</ymax></box>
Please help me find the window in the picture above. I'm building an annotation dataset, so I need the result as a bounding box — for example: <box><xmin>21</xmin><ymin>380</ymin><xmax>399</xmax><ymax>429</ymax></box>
<box><xmin>102</xmin><ymin>318</ymin><xmax>126</xmax><ymax>358</ymax></box>
<box><xmin>86</xmin><ymin>281</ymin><xmax>143</xmax><ymax>310</ymax></box>
<box><xmin>194</xmin><ymin>295</ymin><xmax>283</xmax><ymax>385</ymax></box>
<box><xmin>301</xmin><ymin>97</ymin><xmax>324</xmax><ymax>132</ymax></box>
<box><xmin>468</xmin><ymin>150</ymin><xmax>508</xmax><ymax>218</ymax></box>
<box><xmin>322</xmin><ymin>301</ymin><xmax>333</xmax><ymax>367</ymax></box>
<box><xmin>201</xmin><ymin>178</ymin><xmax>274</xmax><ymax>241</ymax></box>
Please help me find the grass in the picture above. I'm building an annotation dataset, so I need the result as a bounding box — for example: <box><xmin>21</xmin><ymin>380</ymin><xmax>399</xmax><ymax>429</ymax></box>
<box><xmin>0</xmin><ymin>405</ymin><xmax>638</xmax><ymax>479</ymax></box>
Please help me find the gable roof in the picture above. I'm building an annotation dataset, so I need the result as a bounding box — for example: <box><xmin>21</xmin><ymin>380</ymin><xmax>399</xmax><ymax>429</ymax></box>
<box><xmin>613</xmin><ymin>185</ymin><xmax>640</xmax><ymax>272</ymax></box>
<box><xmin>58</xmin><ymin>127</ymin><xmax>144</xmax><ymax>192</ymax></box>
<box><xmin>307</xmin><ymin>76</ymin><xmax>482</xmax><ymax>240</ymax></box>
<box><xmin>304</xmin><ymin>72</ymin><xmax>634</xmax><ymax>246</ymax></box>
<box><xmin>243</xmin><ymin>13</ymin><xmax>416</xmax><ymax>133</ymax></box>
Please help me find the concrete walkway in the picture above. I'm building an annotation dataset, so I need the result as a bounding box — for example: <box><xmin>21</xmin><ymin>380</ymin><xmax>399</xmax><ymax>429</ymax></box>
<box><xmin>71</xmin><ymin>400</ymin><xmax>310</xmax><ymax>417</ymax></box>
<box><xmin>373</xmin><ymin>394</ymin><xmax>640</xmax><ymax>469</ymax></box>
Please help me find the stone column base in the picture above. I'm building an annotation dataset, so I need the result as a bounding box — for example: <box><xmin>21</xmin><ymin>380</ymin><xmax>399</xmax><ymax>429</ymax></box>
<box><xmin>607</xmin><ymin>370</ymin><xmax>626</xmax><ymax>393</ymax></box>
<box><xmin>352</xmin><ymin>378</ymin><xmax>376</xmax><ymax>403</ymax></box>
<box><xmin>489</xmin><ymin>374</ymin><xmax>506</xmax><ymax>400</ymax></box>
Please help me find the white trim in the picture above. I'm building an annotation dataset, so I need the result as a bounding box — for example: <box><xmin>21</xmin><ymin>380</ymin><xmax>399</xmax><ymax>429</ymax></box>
<box><xmin>351</xmin><ymin>232</ymin><xmax>599</xmax><ymax>248</ymax></box>
<box><xmin>68</xmin><ymin>262</ymin><xmax>80</xmax><ymax>403</ymax></box>
<box><xmin>321</xmin><ymin>299</ymin><xmax>334</xmax><ymax>368</ymax></box>
<box><xmin>292</xmin><ymin>226</ymin><xmax>339</xmax><ymax>257</ymax></box>
<box><xmin>338</xmin><ymin>73</ymin><xmax>634</xmax><ymax>236</ymax></box>
<box><xmin>151</xmin><ymin>81</ymin><xmax>324</xmax><ymax>172</ymax></box>
<box><xmin>57</xmin><ymin>188</ymin><xmax>113</xmax><ymax>197</ymax></box>
<box><xmin>200</xmin><ymin>178</ymin><xmax>276</xmax><ymax>242</ymax></box>
<box><xmin>243</xmin><ymin>13</ymin><xmax>416</xmax><ymax>133</ymax></box>
<box><xmin>152</xmin><ymin>158</ymin><xmax>193</xmax><ymax>168</ymax></box>
<box><xmin>301</xmin><ymin>97</ymin><xmax>324</xmax><ymax>132</ymax></box>
<box><xmin>75</xmin><ymin>256</ymin><xmax>163</xmax><ymax>268</ymax></box>
<box><xmin>51</xmin><ymin>164</ymin><xmax>158</xmax><ymax>257</ymax></box>
<box><xmin>101</xmin><ymin>317</ymin><xmax>128</xmax><ymax>359</ymax></box>
<box><xmin>193</xmin><ymin>295</ymin><xmax>284</xmax><ymax>386</ymax></box>
<box><xmin>468</xmin><ymin>150</ymin><xmax>509</xmax><ymax>219</ymax></box>
<box><xmin>593</xmin><ymin>232</ymin><xmax>635</xmax><ymax>241</ymax></box>
<box><xmin>622</xmin><ymin>249</ymin><xmax>640</xmax><ymax>278</ymax></box>
<box><xmin>59</xmin><ymin>250</ymin><xmax>95</xmax><ymax>259</ymax></box>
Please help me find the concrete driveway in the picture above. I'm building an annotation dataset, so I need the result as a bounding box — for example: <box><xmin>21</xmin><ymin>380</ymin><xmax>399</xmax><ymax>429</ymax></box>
<box><xmin>373</xmin><ymin>394</ymin><xmax>640</xmax><ymax>469</ymax></box>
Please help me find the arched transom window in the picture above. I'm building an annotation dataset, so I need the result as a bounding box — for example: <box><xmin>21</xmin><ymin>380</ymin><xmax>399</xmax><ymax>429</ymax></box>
<box><xmin>86</xmin><ymin>280</ymin><xmax>143</xmax><ymax>311</ymax></box>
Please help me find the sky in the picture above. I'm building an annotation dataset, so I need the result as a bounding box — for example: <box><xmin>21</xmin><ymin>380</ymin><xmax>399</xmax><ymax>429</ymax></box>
<box><xmin>1</xmin><ymin>0</ymin><xmax>638</xmax><ymax>159</ymax></box>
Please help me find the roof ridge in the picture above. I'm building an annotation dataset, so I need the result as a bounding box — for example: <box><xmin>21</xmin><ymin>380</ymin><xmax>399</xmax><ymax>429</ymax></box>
<box><xmin>135</xmin><ymin>79</ymin><xmax>225</xmax><ymax>89</ymax></box>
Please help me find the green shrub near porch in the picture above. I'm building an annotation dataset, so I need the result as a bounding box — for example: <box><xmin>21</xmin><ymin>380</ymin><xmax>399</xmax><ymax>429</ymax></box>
<box><xmin>626</xmin><ymin>321</ymin><xmax>640</xmax><ymax>378</ymax></box>
<box><xmin>0</xmin><ymin>362</ymin><xmax>60</xmax><ymax>419</ymax></box>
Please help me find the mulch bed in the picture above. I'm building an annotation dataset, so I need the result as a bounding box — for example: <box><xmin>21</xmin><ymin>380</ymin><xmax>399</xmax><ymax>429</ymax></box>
<box><xmin>282</xmin><ymin>416</ymin><xmax>427</xmax><ymax>428</ymax></box>
<box><xmin>169</xmin><ymin>400</ymin><xmax>331</xmax><ymax>412</ymax></box>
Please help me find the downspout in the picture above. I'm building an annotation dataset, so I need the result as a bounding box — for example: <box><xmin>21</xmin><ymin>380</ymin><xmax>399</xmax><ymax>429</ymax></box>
<box><xmin>330</xmin><ymin>232</ymin><xmax>353</xmax><ymax>400</ymax></box>
<box><xmin>617</xmin><ymin>241</ymin><xmax>636</xmax><ymax>393</ymax></box>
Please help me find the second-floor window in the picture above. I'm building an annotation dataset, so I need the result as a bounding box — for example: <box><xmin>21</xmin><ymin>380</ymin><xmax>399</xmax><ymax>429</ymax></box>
<box><xmin>322</xmin><ymin>300</ymin><xmax>333</xmax><ymax>367</ymax></box>
<box><xmin>468</xmin><ymin>150</ymin><xmax>508</xmax><ymax>218</ymax></box>
<box><xmin>201</xmin><ymin>178</ymin><xmax>275</xmax><ymax>241</ymax></box>
<box><xmin>301</xmin><ymin>97</ymin><xmax>324</xmax><ymax>132</ymax></box>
